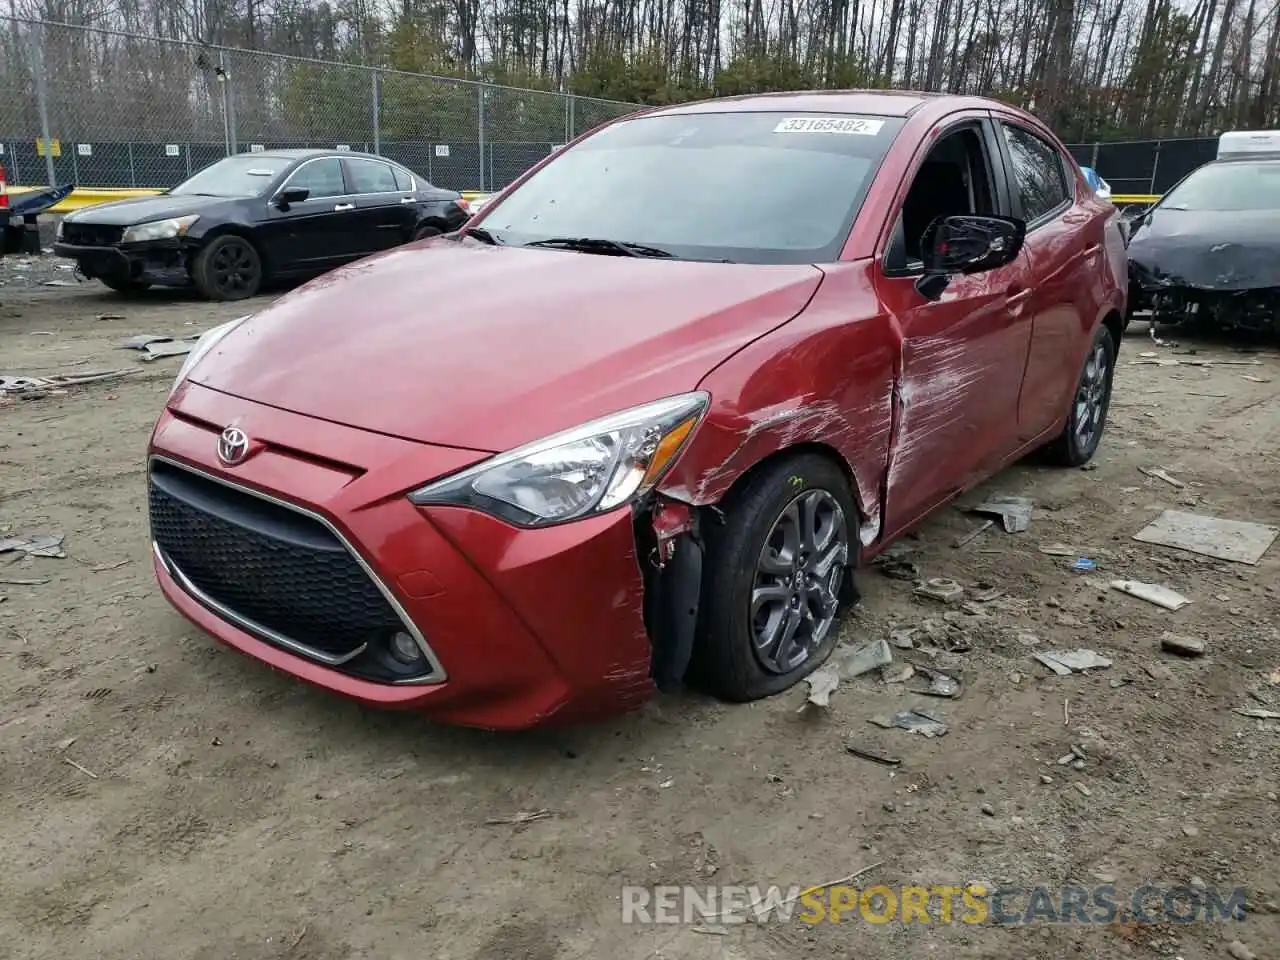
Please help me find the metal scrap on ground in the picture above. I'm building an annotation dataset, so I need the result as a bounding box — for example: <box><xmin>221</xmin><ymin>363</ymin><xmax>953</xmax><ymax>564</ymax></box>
<box><xmin>0</xmin><ymin>533</ymin><xmax>66</xmax><ymax>558</ymax></box>
<box><xmin>120</xmin><ymin>335</ymin><xmax>201</xmax><ymax>361</ymax></box>
<box><xmin>967</xmin><ymin>495</ymin><xmax>1034</xmax><ymax>533</ymax></box>
<box><xmin>869</xmin><ymin>708</ymin><xmax>949</xmax><ymax>738</ymax></box>
<box><xmin>1</xmin><ymin>370</ymin><xmax>133</xmax><ymax>395</ymax></box>
<box><xmin>1111</xmin><ymin>579</ymin><xmax>1191</xmax><ymax>611</ymax></box>
<box><xmin>1034</xmin><ymin>649</ymin><xmax>1113</xmax><ymax>676</ymax></box>
<box><xmin>1133</xmin><ymin>509</ymin><xmax>1278</xmax><ymax>565</ymax></box>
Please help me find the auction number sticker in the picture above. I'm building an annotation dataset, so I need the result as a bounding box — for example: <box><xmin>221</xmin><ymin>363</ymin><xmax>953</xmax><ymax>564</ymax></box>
<box><xmin>774</xmin><ymin>116</ymin><xmax>885</xmax><ymax>135</ymax></box>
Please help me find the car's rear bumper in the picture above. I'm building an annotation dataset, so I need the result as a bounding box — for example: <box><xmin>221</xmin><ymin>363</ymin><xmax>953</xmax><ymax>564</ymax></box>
<box><xmin>147</xmin><ymin>382</ymin><xmax>656</xmax><ymax>730</ymax></box>
<box><xmin>54</xmin><ymin>239</ymin><xmax>192</xmax><ymax>285</ymax></box>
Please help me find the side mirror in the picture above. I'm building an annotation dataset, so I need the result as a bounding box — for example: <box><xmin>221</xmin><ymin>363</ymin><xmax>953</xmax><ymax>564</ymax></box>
<box><xmin>915</xmin><ymin>215</ymin><xmax>1027</xmax><ymax>301</ymax></box>
<box><xmin>274</xmin><ymin>186</ymin><xmax>309</xmax><ymax>209</ymax></box>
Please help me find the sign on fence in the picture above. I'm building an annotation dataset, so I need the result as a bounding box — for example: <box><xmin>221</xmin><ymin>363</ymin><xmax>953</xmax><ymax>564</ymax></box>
<box><xmin>35</xmin><ymin>138</ymin><xmax>61</xmax><ymax>157</ymax></box>
<box><xmin>165</xmin><ymin>144</ymin><xmax>180</xmax><ymax>156</ymax></box>
<box><xmin>435</xmin><ymin>145</ymin><xmax>451</xmax><ymax>157</ymax></box>
<box><xmin>77</xmin><ymin>143</ymin><xmax>92</xmax><ymax>156</ymax></box>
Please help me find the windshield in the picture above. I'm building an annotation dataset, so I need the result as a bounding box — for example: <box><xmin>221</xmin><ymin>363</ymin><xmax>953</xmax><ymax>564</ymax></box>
<box><xmin>481</xmin><ymin>111</ymin><xmax>906</xmax><ymax>263</ymax></box>
<box><xmin>1161</xmin><ymin>161</ymin><xmax>1280</xmax><ymax>212</ymax></box>
<box><xmin>169</xmin><ymin>155</ymin><xmax>288</xmax><ymax>197</ymax></box>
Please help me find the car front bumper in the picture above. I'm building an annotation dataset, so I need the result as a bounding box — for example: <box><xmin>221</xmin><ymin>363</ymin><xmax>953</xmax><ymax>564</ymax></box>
<box><xmin>148</xmin><ymin>382</ymin><xmax>656</xmax><ymax>730</ymax></box>
<box><xmin>54</xmin><ymin>238</ymin><xmax>193</xmax><ymax>285</ymax></box>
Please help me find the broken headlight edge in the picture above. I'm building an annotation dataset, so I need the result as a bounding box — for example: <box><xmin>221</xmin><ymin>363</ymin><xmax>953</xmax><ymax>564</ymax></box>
<box><xmin>122</xmin><ymin>215</ymin><xmax>200</xmax><ymax>244</ymax></box>
<box><xmin>408</xmin><ymin>392</ymin><xmax>710</xmax><ymax>528</ymax></box>
<box><xmin>169</xmin><ymin>315</ymin><xmax>250</xmax><ymax>399</ymax></box>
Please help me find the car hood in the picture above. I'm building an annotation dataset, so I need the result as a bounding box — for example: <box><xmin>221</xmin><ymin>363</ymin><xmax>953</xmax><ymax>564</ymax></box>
<box><xmin>1128</xmin><ymin>208</ymin><xmax>1280</xmax><ymax>291</ymax></box>
<box><xmin>189</xmin><ymin>240</ymin><xmax>824</xmax><ymax>452</ymax></box>
<box><xmin>66</xmin><ymin>194</ymin><xmax>240</xmax><ymax>226</ymax></box>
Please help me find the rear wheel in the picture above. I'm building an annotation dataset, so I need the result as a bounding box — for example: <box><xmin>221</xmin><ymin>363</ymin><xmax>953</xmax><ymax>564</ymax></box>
<box><xmin>99</xmin><ymin>275</ymin><xmax>151</xmax><ymax>294</ymax></box>
<box><xmin>1044</xmin><ymin>324</ymin><xmax>1116</xmax><ymax>466</ymax></box>
<box><xmin>192</xmin><ymin>235</ymin><xmax>262</xmax><ymax>301</ymax></box>
<box><xmin>690</xmin><ymin>454</ymin><xmax>859</xmax><ymax>702</ymax></box>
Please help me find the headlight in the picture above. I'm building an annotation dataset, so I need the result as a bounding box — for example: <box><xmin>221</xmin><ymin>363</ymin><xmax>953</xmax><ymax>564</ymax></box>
<box><xmin>55</xmin><ymin>219</ymin><xmax>65</xmax><ymax>241</ymax></box>
<box><xmin>123</xmin><ymin>215</ymin><xmax>199</xmax><ymax>244</ymax></box>
<box><xmin>408</xmin><ymin>392</ymin><xmax>709</xmax><ymax>526</ymax></box>
<box><xmin>169</xmin><ymin>315</ymin><xmax>249</xmax><ymax>398</ymax></box>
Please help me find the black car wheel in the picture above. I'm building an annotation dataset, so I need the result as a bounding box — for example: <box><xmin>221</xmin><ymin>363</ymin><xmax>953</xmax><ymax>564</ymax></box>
<box><xmin>99</xmin><ymin>275</ymin><xmax>151</xmax><ymax>295</ymax></box>
<box><xmin>412</xmin><ymin>225</ymin><xmax>442</xmax><ymax>242</ymax></box>
<box><xmin>192</xmin><ymin>235</ymin><xmax>263</xmax><ymax>302</ymax></box>
<box><xmin>690</xmin><ymin>453</ymin><xmax>858</xmax><ymax>702</ymax></box>
<box><xmin>1044</xmin><ymin>324</ymin><xmax>1117</xmax><ymax>466</ymax></box>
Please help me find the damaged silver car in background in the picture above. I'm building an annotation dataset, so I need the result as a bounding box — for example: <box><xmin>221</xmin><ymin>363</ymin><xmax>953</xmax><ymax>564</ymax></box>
<box><xmin>1125</xmin><ymin>130</ymin><xmax>1280</xmax><ymax>334</ymax></box>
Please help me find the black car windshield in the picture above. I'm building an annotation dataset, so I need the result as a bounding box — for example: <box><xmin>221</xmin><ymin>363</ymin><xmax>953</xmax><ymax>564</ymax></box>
<box><xmin>169</xmin><ymin>155</ymin><xmax>290</xmax><ymax>197</ymax></box>
<box><xmin>1162</xmin><ymin>160</ymin><xmax>1280</xmax><ymax>211</ymax></box>
<box><xmin>481</xmin><ymin>111</ymin><xmax>906</xmax><ymax>263</ymax></box>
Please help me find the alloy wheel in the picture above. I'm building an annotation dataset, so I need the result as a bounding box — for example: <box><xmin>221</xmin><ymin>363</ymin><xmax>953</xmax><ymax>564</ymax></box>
<box><xmin>750</xmin><ymin>489</ymin><xmax>849</xmax><ymax>674</ymax></box>
<box><xmin>1073</xmin><ymin>342</ymin><xmax>1110</xmax><ymax>451</ymax></box>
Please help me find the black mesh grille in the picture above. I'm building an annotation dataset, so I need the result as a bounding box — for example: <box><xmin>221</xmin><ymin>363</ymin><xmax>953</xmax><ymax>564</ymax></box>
<box><xmin>62</xmin><ymin>222</ymin><xmax>124</xmax><ymax>246</ymax></box>
<box><xmin>148</xmin><ymin>460</ymin><xmax>402</xmax><ymax>657</ymax></box>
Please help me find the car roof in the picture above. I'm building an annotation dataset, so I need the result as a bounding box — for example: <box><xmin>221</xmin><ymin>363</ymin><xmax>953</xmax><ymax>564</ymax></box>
<box><xmin>640</xmin><ymin>89</ymin><xmax>1015</xmax><ymax>120</ymax></box>
<box><xmin>238</xmin><ymin>148</ymin><xmax>390</xmax><ymax>163</ymax></box>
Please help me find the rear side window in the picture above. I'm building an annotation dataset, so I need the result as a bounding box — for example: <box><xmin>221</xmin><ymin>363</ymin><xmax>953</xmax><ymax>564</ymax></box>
<box><xmin>392</xmin><ymin>166</ymin><xmax>415</xmax><ymax>191</ymax></box>
<box><xmin>1000</xmin><ymin>123</ymin><xmax>1070</xmax><ymax>222</ymax></box>
<box><xmin>346</xmin><ymin>158</ymin><xmax>399</xmax><ymax>194</ymax></box>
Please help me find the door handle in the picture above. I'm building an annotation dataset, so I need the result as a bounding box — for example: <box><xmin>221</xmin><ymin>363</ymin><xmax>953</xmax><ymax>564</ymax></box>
<box><xmin>1007</xmin><ymin>285</ymin><xmax>1032</xmax><ymax>306</ymax></box>
<box><xmin>333</xmin><ymin>203</ymin><xmax>354</xmax><ymax>212</ymax></box>
<box><xmin>400</xmin><ymin>197</ymin><xmax>416</xmax><ymax>204</ymax></box>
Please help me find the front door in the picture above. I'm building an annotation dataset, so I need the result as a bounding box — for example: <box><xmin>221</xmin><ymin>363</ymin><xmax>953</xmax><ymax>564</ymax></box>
<box><xmin>874</xmin><ymin>117</ymin><xmax>1035</xmax><ymax>533</ymax></box>
<box><xmin>260</xmin><ymin>156</ymin><xmax>362</xmax><ymax>273</ymax></box>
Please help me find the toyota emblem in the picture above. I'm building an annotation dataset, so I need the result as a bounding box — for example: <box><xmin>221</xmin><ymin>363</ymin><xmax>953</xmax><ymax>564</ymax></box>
<box><xmin>218</xmin><ymin>426</ymin><xmax>250</xmax><ymax>465</ymax></box>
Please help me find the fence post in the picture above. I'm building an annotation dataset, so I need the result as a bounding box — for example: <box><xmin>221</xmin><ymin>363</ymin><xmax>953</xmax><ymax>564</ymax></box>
<box><xmin>568</xmin><ymin>95</ymin><xmax>575</xmax><ymax>141</ymax></box>
<box><xmin>1090</xmin><ymin>142</ymin><xmax>1099</xmax><ymax>168</ymax></box>
<box><xmin>30</xmin><ymin>24</ymin><xmax>57</xmax><ymax>186</ymax></box>
<box><xmin>477</xmin><ymin>84</ymin><xmax>486</xmax><ymax>192</ymax></box>
<box><xmin>1149</xmin><ymin>141</ymin><xmax>1162</xmax><ymax>196</ymax></box>
<box><xmin>371</xmin><ymin>71</ymin><xmax>381</xmax><ymax>154</ymax></box>
<box><xmin>218</xmin><ymin>51</ymin><xmax>238</xmax><ymax>154</ymax></box>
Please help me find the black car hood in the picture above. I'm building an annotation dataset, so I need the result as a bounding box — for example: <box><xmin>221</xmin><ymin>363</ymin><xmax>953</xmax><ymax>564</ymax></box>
<box><xmin>1128</xmin><ymin>208</ymin><xmax>1280</xmax><ymax>291</ymax></box>
<box><xmin>64</xmin><ymin>194</ymin><xmax>244</xmax><ymax>226</ymax></box>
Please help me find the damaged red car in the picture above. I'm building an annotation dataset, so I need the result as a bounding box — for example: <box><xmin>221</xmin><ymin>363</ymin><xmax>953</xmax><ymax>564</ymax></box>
<box><xmin>148</xmin><ymin>91</ymin><xmax>1128</xmax><ymax>730</ymax></box>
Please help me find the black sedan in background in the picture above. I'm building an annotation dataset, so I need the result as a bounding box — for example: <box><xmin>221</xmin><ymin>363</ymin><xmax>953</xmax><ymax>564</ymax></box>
<box><xmin>53</xmin><ymin>149</ymin><xmax>472</xmax><ymax>301</ymax></box>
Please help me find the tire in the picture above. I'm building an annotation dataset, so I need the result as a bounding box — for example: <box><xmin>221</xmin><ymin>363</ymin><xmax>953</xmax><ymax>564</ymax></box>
<box><xmin>191</xmin><ymin>235</ymin><xmax>263</xmax><ymax>302</ymax></box>
<box><xmin>412</xmin><ymin>225</ymin><xmax>442</xmax><ymax>242</ymax></box>
<box><xmin>1043</xmin><ymin>324</ymin><xmax>1116</xmax><ymax>466</ymax></box>
<box><xmin>690</xmin><ymin>453</ymin><xmax>860</xmax><ymax>702</ymax></box>
<box><xmin>99</xmin><ymin>275</ymin><xmax>151</xmax><ymax>294</ymax></box>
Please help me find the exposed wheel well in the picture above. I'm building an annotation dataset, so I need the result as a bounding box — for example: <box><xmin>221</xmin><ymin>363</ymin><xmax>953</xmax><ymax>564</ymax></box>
<box><xmin>712</xmin><ymin>441</ymin><xmax>865</xmax><ymax>524</ymax></box>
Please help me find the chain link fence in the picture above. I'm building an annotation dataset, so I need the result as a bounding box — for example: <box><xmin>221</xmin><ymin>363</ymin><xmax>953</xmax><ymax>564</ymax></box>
<box><xmin>1065</xmin><ymin>137</ymin><xmax>1219</xmax><ymax>196</ymax></box>
<box><xmin>0</xmin><ymin>17</ymin><xmax>642</xmax><ymax>193</ymax></box>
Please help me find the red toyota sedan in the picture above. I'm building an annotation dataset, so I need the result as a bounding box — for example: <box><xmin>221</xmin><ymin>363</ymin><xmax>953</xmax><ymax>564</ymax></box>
<box><xmin>148</xmin><ymin>91</ymin><xmax>1128</xmax><ymax>730</ymax></box>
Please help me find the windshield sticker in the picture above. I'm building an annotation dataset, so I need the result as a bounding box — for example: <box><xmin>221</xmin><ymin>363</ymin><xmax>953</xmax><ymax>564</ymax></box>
<box><xmin>774</xmin><ymin>117</ymin><xmax>885</xmax><ymax>136</ymax></box>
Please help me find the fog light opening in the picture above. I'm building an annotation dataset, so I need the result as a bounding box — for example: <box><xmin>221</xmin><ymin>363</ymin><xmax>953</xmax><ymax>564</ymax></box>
<box><xmin>388</xmin><ymin>630</ymin><xmax>424</xmax><ymax>665</ymax></box>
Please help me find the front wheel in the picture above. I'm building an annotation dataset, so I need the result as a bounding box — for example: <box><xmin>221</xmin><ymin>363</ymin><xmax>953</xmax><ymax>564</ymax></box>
<box><xmin>1044</xmin><ymin>324</ymin><xmax>1116</xmax><ymax>466</ymax></box>
<box><xmin>192</xmin><ymin>235</ymin><xmax>263</xmax><ymax>302</ymax></box>
<box><xmin>690</xmin><ymin>454</ymin><xmax>859</xmax><ymax>702</ymax></box>
<box><xmin>411</xmin><ymin>225</ymin><xmax>442</xmax><ymax>242</ymax></box>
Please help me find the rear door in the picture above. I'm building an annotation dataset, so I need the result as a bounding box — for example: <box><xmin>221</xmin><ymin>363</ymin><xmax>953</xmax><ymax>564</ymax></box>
<box><xmin>260</xmin><ymin>156</ymin><xmax>363</xmax><ymax>272</ymax></box>
<box><xmin>994</xmin><ymin>118</ymin><xmax>1101</xmax><ymax>441</ymax></box>
<box><xmin>344</xmin><ymin>157</ymin><xmax>416</xmax><ymax>253</ymax></box>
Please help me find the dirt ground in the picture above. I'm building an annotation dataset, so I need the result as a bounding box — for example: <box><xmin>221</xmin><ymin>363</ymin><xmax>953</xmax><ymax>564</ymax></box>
<box><xmin>2</xmin><ymin>256</ymin><xmax>1279</xmax><ymax>960</ymax></box>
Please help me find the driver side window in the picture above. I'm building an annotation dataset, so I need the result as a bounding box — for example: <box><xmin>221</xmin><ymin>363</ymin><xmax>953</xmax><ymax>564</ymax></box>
<box><xmin>284</xmin><ymin>158</ymin><xmax>347</xmax><ymax>200</ymax></box>
<box><xmin>885</xmin><ymin>126</ymin><xmax>998</xmax><ymax>274</ymax></box>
